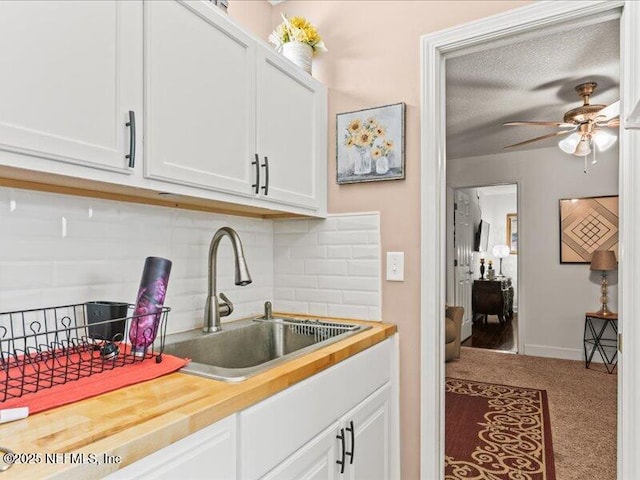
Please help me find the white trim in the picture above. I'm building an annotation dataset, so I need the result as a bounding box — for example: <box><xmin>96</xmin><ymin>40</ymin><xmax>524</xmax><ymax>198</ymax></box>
<box><xmin>618</xmin><ymin>2</ymin><xmax>640</xmax><ymax>477</ymax></box>
<box><xmin>524</xmin><ymin>345</ymin><xmax>583</xmax><ymax>361</ymax></box>
<box><xmin>420</xmin><ymin>1</ymin><xmax>639</xmax><ymax>479</ymax></box>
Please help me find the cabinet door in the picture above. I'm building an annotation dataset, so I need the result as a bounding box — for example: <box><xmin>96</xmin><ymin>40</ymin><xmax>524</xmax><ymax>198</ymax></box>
<box><xmin>256</xmin><ymin>45</ymin><xmax>327</xmax><ymax>211</ymax></box>
<box><xmin>144</xmin><ymin>0</ymin><xmax>256</xmax><ymax>196</ymax></box>
<box><xmin>0</xmin><ymin>1</ymin><xmax>140</xmax><ymax>173</ymax></box>
<box><xmin>343</xmin><ymin>384</ymin><xmax>391</xmax><ymax>480</ymax></box>
<box><xmin>105</xmin><ymin>415</ymin><xmax>237</xmax><ymax>480</ymax></box>
<box><xmin>260</xmin><ymin>422</ymin><xmax>339</xmax><ymax>480</ymax></box>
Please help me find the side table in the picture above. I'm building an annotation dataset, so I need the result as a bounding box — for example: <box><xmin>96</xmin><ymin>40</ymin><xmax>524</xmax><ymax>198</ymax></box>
<box><xmin>583</xmin><ymin>311</ymin><xmax>618</xmax><ymax>374</ymax></box>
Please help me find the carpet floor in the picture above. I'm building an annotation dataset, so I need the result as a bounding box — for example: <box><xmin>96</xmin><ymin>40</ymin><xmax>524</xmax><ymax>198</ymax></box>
<box><xmin>446</xmin><ymin>347</ymin><xmax>617</xmax><ymax>480</ymax></box>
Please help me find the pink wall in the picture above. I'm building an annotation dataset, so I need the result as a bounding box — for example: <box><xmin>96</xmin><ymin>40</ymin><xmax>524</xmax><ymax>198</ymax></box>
<box><xmin>231</xmin><ymin>1</ymin><xmax>532</xmax><ymax>477</ymax></box>
<box><xmin>227</xmin><ymin>0</ymin><xmax>273</xmax><ymax>41</ymax></box>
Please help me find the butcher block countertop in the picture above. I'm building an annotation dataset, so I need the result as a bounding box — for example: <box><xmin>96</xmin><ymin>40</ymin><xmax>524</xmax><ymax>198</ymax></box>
<box><xmin>0</xmin><ymin>316</ymin><xmax>396</xmax><ymax>479</ymax></box>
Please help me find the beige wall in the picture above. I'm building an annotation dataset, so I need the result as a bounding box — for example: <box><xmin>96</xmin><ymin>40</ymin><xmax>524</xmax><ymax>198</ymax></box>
<box><xmin>230</xmin><ymin>1</ymin><xmax>532</xmax><ymax>477</ymax></box>
<box><xmin>227</xmin><ymin>0</ymin><xmax>273</xmax><ymax>41</ymax></box>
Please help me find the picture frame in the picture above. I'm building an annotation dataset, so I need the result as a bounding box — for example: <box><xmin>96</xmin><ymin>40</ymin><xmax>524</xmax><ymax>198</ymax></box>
<box><xmin>558</xmin><ymin>195</ymin><xmax>619</xmax><ymax>264</ymax></box>
<box><xmin>506</xmin><ymin>213</ymin><xmax>517</xmax><ymax>254</ymax></box>
<box><xmin>336</xmin><ymin>102</ymin><xmax>406</xmax><ymax>184</ymax></box>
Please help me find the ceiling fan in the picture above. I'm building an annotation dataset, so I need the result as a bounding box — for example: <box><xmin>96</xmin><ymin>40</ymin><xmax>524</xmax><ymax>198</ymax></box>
<box><xmin>503</xmin><ymin>82</ymin><xmax>620</xmax><ymax>158</ymax></box>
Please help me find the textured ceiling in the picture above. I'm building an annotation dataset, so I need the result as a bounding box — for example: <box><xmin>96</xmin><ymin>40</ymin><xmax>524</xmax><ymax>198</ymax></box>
<box><xmin>446</xmin><ymin>19</ymin><xmax>620</xmax><ymax>160</ymax></box>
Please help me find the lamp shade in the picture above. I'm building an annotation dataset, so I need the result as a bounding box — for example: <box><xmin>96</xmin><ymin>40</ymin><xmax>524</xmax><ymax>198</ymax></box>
<box><xmin>593</xmin><ymin>130</ymin><xmax>617</xmax><ymax>152</ymax></box>
<box><xmin>492</xmin><ymin>244</ymin><xmax>510</xmax><ymax>259</ymax></box>
<box><xmin>559</xmin><ymin>132</ymin><xmax>581</xmax><ymax>154</ymax></box>
<box><xmin>590</xmin><ymin>250</ymin><xmax>617</xmax><ymax>271</ymax></box>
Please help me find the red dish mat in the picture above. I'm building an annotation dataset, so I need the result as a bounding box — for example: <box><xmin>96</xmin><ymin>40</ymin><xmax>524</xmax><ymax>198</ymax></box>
<box><xmin>0</xmin><ymin>353</ymin><xmax>189</xmax><ymax>415</ymax></box>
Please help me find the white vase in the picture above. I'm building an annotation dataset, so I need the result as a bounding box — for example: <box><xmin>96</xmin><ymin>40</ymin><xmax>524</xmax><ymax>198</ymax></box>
<box><xmin>282</xmin><ymin>41</ymin><xmax>313</xmax><ymax>74</ymax></box>
<box><xmin>354</xmin><ymin>148</ymin><xmax>372</xmax><ymax>175</ymax></box>
<box><xmin>376</xmin><ymin>156</ymin><xmax>389</xmax><ymax>174</ymax></box>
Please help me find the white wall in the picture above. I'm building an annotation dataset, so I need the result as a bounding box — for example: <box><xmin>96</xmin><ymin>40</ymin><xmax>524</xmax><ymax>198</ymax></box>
<box><xmin>448</xmin><ymin>145</ymin><xmax>618</xmax><ymax>360</ymax></box>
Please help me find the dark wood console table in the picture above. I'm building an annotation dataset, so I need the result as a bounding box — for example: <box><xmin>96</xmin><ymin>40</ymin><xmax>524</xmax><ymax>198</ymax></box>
<box><xmin>472</xmin><ymin>278</ymin><xmax>514</xmax><ymax>324</ymax></box>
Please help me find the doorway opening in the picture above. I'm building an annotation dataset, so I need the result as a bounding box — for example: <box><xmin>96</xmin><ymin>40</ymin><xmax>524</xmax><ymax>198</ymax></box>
<box><xmin>448</xmin><ymin>183</ymin><xmax>518</xmax><ymax>352</ymax></box>
<box><xmin>420</xmin><ymin>2</ymin><xmax>640</xmax><ymax>479</ymax></box>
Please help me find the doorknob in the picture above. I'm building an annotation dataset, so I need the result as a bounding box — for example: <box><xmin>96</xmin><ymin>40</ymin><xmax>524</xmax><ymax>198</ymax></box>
<box><xmin>466</xmin><ymin>270</ymin><xmax>473</xmax><ymax>275</ymax></box>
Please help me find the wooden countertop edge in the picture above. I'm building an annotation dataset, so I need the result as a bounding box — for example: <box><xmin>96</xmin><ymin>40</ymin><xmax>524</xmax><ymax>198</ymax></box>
<box><xmin>2</xmin><ymin>319</ymin><xmax>396</xmax><ymax>479</ymax></box>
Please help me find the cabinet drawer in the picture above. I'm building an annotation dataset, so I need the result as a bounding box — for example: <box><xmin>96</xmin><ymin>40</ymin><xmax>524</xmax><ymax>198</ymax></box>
<box><xmin>240</xmin><ymin>339</ymin><xmax>391</xmax><ymax>480</ymax></box>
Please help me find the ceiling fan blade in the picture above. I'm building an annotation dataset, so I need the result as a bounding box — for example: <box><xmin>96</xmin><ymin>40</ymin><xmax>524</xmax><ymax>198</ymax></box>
<box><xmin>503</xmin><ymin>129</ymin><xmax>575</xmax><ymax>149</ymax></box>
<box><xmin>596</xmin><ymin>100</ymin><xmax>620</xmax><ymax>121</ymax></box>
<box><xmin>503</xmin><ymin>121</ymin><xmax>575</xmax><ymax>128</ymax></box>
<box><xmin>599</xmin><ymin>118</ymin><xmax>620</xmax><ymax>128</ymax></box>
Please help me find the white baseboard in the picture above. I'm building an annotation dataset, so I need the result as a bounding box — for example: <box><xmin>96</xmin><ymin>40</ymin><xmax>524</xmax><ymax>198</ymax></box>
<box><xmin>524</xmin><ymin>344</ymin><xmax>613</xmax><ymax>364</ymax></box>
<box><xmin>524</xmin><ymin>344</ymin><xmax>581</xmax><ymax>361</ymax></box>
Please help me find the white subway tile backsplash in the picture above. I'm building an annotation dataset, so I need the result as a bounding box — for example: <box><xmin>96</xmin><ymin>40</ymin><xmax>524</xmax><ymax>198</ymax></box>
<box><xmin>351</xmin><ymin>245</ymin><xmax>380</xmax><ymax>259</ymax></box>
<box><xmin>274</xmin><ymin>287</ymin><xmax>296</xmax><ymax>301</ymax></box>
<box><xmin>274</xmin><ymin>274</ymin><xmax>318</xmax><ymax>289</ymax></box>
<box><xmin>273</xmin><ymin>213</ymin><xmax>381</xmax><ymax>321</ymax></box>
<box><xmin>273</xmin><ymin>220</ymin><xmax>309</xmax><ymax>234</ymax></box>
<box><xmin>295</xmin><ymin>288</ymin><xmax>342</xmax><ymax>304</ymax></box>
<box><xmin>327</xmin><ymin>304</ymin><xmax>371</xmax><ymax>320</ymax></box>
<box><xmin>0</xmin><ymin>187</ymin><xmax>273</xmax><ymax>334</ymax></box>
<box><xmin>274</xmin><ymin>233</ymin><xmax>318</xmax><ymax>246</ymax></box>
<box><xmin>327</xmin><ymin>246</ymin><xmax>351</xmax><ymax>259</ymax></box>
<box><xmin>308</xmin><ymin>302</ymin><xmax>328</xmax><ymax>316</ymax></box>
<box><xmin>274</xmin><ymin>259</ymin><xmax>306</xmax><ymax>274</ymax></box>
<box><xmin>0</xmin><ymin>187</ymin><xmax>380</xmax><ymax>332</ymax></box>
<box><xmin>304</xmin><ymin>259</ymin><xmax>348</xmax><ymax>276</ymax></box>
<box><xmin>336</xmin><ymin>215</ymin><xmax>379</xmax><ymax>231</ymax></box>
<box><xmin>317</xmin><ymin>276</ymin><xmax>378</xmax><ymax>292</ymax></box>
<box><xmin>291</xmin><ymin>246</ymin><xmax>327</xmax><ymax>259</ymax></box>
<box><xmin>317</xmin><ymin>231</ymin><xmax>369</xmax><ymax>245</ymax></box>
<box><xmin>342</xmin><ymin>291</ymin><xmax>380</xmax><ymax>307</ymax></box>
<box><xmin>347</xmin><ymin>260</ymin><xmax>379</xmax><ymax>276</ymax></box>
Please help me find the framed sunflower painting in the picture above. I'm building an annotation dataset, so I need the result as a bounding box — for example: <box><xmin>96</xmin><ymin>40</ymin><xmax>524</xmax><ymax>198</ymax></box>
<box><xmin>336</xmin><ymin>102</ymin><xmax>406</xmax><ymax>184</ymax></box>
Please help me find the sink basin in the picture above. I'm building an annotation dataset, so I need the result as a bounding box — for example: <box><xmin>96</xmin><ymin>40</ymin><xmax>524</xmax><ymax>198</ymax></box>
<box><xmin>162</xmin><ymin>317</ymin><xmax>370</xmax><ymax>382</ymax></box>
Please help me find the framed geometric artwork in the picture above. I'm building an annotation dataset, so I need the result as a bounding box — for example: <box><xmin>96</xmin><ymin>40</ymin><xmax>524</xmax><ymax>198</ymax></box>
<box><xmin>336</xmin><ymin>102</ymin><xmax>406</xmax><ymax>184</ymax></box>
<box><xmin>506</xmin><ymin>213</ymin><xmax>517</xmax><ymax>254</ymax></box>
<box><xmin>558</xmin><ymin>195</ymin><xmax>619</xmax><ymax>264</ymax></box>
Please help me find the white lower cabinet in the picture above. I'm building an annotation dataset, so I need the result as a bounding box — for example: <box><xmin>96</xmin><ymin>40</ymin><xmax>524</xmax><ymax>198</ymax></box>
<box><xmin>261</xmin><ymin>422</ymin><xmax>341</xmax><ymax>480</ymax></box>
<box><xmin>240</xmin><ymin>338</ymin><xmax>395</xmax><ymax>480</ymax></box>
<box><xmin>341</xmin><ymin>384</ymin><xmax>391</xmax><ymax>480</ymax></box>
<box><xmin>262</xmin><ymin>384</ymin><xmax>391</xmax><ymax>480</ymax></box>
<box><xmin>105</xmin><ymin>414</ymin><xmax>237</xmax><ymax>480</ymax></box>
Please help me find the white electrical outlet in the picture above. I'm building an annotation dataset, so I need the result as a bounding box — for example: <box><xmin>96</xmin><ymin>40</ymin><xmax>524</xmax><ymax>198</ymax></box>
<box><xmin>386</xmin><ymin>252</ymin><xmax>404</xmax><ymax>282</ymax></box>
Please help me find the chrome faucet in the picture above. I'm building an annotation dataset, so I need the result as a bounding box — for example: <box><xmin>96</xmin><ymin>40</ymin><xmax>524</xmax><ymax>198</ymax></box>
<box><xmin>204</xmin><ymin>227</ymin><xmax>252</xmax><ymax>333</ymax></box>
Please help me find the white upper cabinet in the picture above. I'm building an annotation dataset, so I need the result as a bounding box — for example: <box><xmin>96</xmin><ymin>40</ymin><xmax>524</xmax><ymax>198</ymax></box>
<box><xmin>0</xmin><ymin>0</ymin><xmax>141</xmax><ymax>173</ymax></box>
<box><xmin>0</xmin><ymin>0</ymin><xmax>327</xmax><ymax>217</ymax></box>
<box><xmin>143</xmin><ymin>0</ymin><xmax>256</xmax><ymax>196</ymax></box>
<box><xmin>255</xmin><ymin>45</ymin><xmax>327</xmax><ymax>211</ymax></box>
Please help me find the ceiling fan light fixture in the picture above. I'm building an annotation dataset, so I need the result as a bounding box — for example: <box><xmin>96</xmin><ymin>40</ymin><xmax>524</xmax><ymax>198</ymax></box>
<box><xmin>574</xmin><ymin>137</ymin><xmax>592</xmax><ymax>157</ymax></box>
<box><xmin>593</xmin><ymin>130</ymin><xmax>617</xmax><ymax>152</ymax></box>
<box><xmin>558</xmin><ymin>132</ymin><xmax>581</xmax><ymax>154</ymax></box>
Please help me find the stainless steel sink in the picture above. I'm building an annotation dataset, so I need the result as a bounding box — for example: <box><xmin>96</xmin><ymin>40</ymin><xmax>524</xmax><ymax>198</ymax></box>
<box><xmin>162</xmin><ymin>317</ymin><xmax>370</xmax><ymax>382</ymax></box>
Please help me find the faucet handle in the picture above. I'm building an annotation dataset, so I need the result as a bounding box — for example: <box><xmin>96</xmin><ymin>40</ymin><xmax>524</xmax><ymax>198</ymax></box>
<box><xmin>218</xmin><ymin>292</ymin><xmax>234</xmax><ymax>317</ymax></box>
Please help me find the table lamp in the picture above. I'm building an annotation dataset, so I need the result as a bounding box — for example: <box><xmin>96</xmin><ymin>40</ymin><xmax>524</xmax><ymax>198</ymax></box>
<box><xmin>590</xmin><ymin>250</ymin><xmax>617</xmax><ymax>316</ymax></box>
<box><xmin>492</xmin><ymin>245</ymin><xmax>511</xmax><ymax>277</ymax></box>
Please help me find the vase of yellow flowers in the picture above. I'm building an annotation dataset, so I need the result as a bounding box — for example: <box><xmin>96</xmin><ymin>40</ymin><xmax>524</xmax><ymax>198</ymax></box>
<box><xmin>269</xmin><ymin>14</ymin><xmax>327</xmax><ymax>74</ymax></box>
<box><xmin>343</xmin><ymin>116</ymin><xmax>395</xmax><ymax>176</ymax></box>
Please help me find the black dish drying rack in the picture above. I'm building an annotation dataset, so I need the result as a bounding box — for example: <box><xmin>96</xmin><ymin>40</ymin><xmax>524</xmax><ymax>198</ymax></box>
<box><xmin>0</xmin><ymin>303</ymin><xmax>170</xmax><ymax>403</ymax></box>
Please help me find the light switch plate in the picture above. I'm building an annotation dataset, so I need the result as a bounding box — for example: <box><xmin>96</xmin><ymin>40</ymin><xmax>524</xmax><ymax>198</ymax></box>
<box><xmin>386</xmin><ymin>252</ymin><xmax>404</xmax><ymax>282</ymax></box>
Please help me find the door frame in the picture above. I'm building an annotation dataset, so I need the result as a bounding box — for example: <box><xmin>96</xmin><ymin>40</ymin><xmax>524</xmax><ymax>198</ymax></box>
<box><xmin>420</xmin><ymin>1</ymin><xmax>640</xmax><ymax>478</ymax></box>
<box><xmin>447</xmin><ymin>183</ymin><xmax>521</xmax><ymax>351</ymax></box>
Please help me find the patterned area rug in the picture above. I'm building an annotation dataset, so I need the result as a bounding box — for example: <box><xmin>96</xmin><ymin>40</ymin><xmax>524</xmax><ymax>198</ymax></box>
<box><xmin>445</xmin><ymin>378</ymin><xmax>556</xmax><ymax>480</ymax></box>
